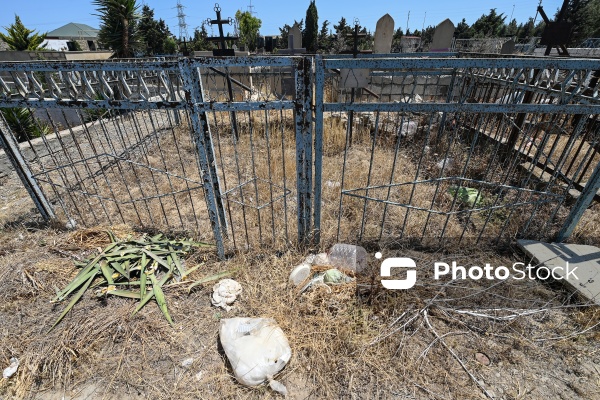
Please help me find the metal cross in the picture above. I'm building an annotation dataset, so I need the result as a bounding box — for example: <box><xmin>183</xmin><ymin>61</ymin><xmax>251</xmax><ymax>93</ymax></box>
<box><xmin>206</xmin><ymin>3</ymin><xmax>239</xmax><ymax>56</ymax></box>
<box><xmin>341</xmin><ymin>19</ymin><xmax>371</xmax><ymax>58</ymax></box>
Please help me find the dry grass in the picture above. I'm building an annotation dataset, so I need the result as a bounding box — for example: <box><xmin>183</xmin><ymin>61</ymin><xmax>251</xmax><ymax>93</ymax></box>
<box><xmin>1</xmin><ymin>225</ymin><xmax>600</xmax><ymax>399</ymax></box>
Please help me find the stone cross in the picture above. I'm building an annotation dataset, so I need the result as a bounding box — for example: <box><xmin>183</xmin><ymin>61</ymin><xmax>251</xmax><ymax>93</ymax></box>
<box><xmin>430</xmin><ymin>18</ymin><xmax>455</xmax><ymax>52</ymax></box>
<box><xmin>373</xmin><ymin>14</ymin><xmax>394</xmax><ymax>54</ymax></box>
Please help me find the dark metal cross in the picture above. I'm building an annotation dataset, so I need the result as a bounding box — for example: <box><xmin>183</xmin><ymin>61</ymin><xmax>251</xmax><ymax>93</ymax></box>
<box><xmin>341</xmin><ymin>19</ymin><xmax>371</xmax><ymax>58</ymax></box>
<box><xmin>206</xmin><ymin>3</ymin><xmax>239</xmax><ymax>56</ymax></box>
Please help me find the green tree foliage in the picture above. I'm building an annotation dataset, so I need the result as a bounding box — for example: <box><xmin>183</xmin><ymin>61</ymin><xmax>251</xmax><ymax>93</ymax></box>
<box><xmin>1</xmin><ymin>108</ymin><xmax>50</xmax><ymax>143</ymax></box>
<box><xmin>560</xmin><ymin>0</ymin><xmax>600</xmax><ymax>45</ymax></box>
<box><xmin>303</xmin><ymin>0</ymin><xmax>318</xmax><ymax>52</ymax></box>
<box><xmin>331</xmin><ymin>17</ymin><xmax>352</xmax><ymax>53</ymax></box>
<box><xmin>470</xmin><ymin>9</ymin><xmax>506</xmax><ymax>37</ymax></box>
<box><xmin>235</xmin><ymin>10</ymin><xmax>262</xmax><ymax>51</ymax></box>
<box><xmin>93</xmin><ymin>0</ymin><xmax>142</xmax><ymax>58</ymax></box>
<box><xmin>318</xmin><ymin>20</ymin><xmax>331</xmax><ymax>52</ymax></box>
<box><xmin>138</xmin><ymin>5</ymin><xmax>175</xmax><ymax>55</ymax></box>
<box><xmin>421</xmin><ymin>25</ymin><xmax>436</xmax><ymax>46</ymax></box>
<box><xmin>455</xmin><ymin>18</ymin><xmax>471</xmax><ymax>39</ymax></box>
<box><xmin>191</xmin><ymin>25</ymin><xmax>213</xmax><ymax>51</ymax></box>
<box><xmin>391</xmin><ymin>27</ymin><xmax>403</xmax><ymax>52</ymax></box>
<box><xmin>0</xmin><ymin>15</ymin><xmax>47</xmax><ymax>51</ymax></box>
<box><xmin>505</xmin><ymin>18</ymin><xmax>518</xmax><ymax>36</ymax></box>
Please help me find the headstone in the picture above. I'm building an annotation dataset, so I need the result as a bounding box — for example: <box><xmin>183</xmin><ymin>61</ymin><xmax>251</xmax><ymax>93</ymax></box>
<box><xmin>278</xmin><ymin>29</ymin><xmax>306</xmax><ymax>55</ymax></box>
<box><xmin>430</xmin><ymin>19</ymin><xmax>455</xmax><ymax>52</ymax></box>
<box><xmin>265</xmin><ymin>36</ymin><xmax>274</xmax><ymax>52</ymax></box>
<box><xmin>500</xmin><ymin>39</ymin><xmax>515</xmax><ymax>55</ymax></box>
<box><xmin>290</xmin><ymin>23</ymin><xmax>302</xmax><ymax>51</ymax></box>
<box><xmin>373</xmin><ymin>14</ymin><xmax>394</xmax><ymax>54</ymax></box>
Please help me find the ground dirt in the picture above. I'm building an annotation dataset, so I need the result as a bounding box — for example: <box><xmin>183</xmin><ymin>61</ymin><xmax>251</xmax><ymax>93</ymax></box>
<box><xmin>2</xmin><ymin>169</ymin><xmax>600</xmax><ymax>400</ymax></box>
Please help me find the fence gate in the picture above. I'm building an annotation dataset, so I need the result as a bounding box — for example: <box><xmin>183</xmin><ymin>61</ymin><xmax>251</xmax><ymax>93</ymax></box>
<box><xmin>314</xmin><ymin>55</ymin><xmax>600</xmax><ymax>248</ymax></box>
<box><xmin>0</xmin><ymin>57</ymin><xmax>312</xmax><ymax>258</ymax></box>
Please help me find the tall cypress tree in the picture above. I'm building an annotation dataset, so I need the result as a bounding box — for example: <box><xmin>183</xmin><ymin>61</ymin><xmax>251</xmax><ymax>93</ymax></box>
<box><xmin>304</xmin><ymin>1</ymin><xmax>318</xmax><ymax>52</ymax></box>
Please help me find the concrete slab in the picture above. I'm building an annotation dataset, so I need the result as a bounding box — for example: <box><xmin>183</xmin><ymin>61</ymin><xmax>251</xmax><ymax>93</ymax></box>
<box><xmin>518</xmin><ymin>239</ymin><xmax>600</xmax><ymax>305</ymax></box>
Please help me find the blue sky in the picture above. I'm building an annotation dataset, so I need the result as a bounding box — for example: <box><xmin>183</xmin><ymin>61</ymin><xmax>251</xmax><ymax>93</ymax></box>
<box><xmin>1</xmin><ymin>0</ymin><xmax>564</xmax><ymax>38</ymax></box>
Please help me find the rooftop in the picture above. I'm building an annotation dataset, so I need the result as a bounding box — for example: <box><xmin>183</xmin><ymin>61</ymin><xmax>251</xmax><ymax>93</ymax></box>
<box><xmin>46</xmin><ymin>22</ymin><xmax>99</xmax><ymax>40</ymax></box>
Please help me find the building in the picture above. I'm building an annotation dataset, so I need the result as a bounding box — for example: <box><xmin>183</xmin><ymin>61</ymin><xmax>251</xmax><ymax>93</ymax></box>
<box><xmin>45</xmin><ymin>22</ymin><xmax>101</xmax><ymax>51</ymax></box>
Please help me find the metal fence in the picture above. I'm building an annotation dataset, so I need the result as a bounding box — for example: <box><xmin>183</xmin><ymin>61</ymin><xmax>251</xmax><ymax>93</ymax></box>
<box><xmin>314</xmin><ymin>55</ymin><xmax>600</xmax><ymax>248</ymax></box>
<box><xmin>0</xmin><ymin>57</ymin><xmax>311</xmax><ymax>258</ymax></box>
<box><xmin>1</xmin><ymin>55</ymin><xmax>600</xmax><ymax>256</ymax></box>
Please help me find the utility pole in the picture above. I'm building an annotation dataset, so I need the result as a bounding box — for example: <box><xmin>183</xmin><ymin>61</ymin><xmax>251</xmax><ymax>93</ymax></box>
<box><xmin>422</xmin><ymin>12</ymin><xmax>426</xmax><ymax>32</ymax></box>
<box><xmin>176</xmin><ymin>0</ymin><xmax>189</xmax><ymax>53</ymax></box>
<box><xmin>406</xmin><ymin>11</ymin><xmax>410</xmax><ymax>33</ymax></box>
<box><xmin>510</xmin><ymin>4</ymin><xmax>515</xmax><ymax>22</ymax></box>
<box><xmin>247</xmin><ymin>0</ymin><xmax>256</xmax><ymax>15</ymax></box>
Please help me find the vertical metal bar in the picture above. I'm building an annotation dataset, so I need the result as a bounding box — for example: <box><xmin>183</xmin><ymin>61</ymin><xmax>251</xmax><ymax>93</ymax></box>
<box><xmin>179</xmin><ymin>59</ymin><xmax>225</xmax><ymax>259</ymax></box>
<box><xmin>0</xmin><ymin>115</ymin><xmax>55</xmax><ymax>221</ymax></box>
<box><xmin>557</xmin><ymin>159</ymin><xmax>600</xmax><ymax>242</ymax></box>
<box><xmin>294</xmin><ymin>57</ymin><xmax>313</xmax><ymax>245</ymax></box>
<box><xmin>313</xmin><ymin>55</ymin><xmax>325</xmax><ymax>245</ymax></box>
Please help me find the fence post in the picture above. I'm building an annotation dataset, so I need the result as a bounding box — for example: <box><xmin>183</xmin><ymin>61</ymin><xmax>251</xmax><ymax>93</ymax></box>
<box><xmin>0</xmin><ymin>115</ymin><xmax>55</xmax><ymax>221</ymax></box>
<box><xmin>294</xmin><ymin>56</ymin><xmax>313</xmax><ymax>245</ymax></box>
<box><xmin>179</xmin><ymin>59</ymin><xmax>227</xmax><ymax>259</ymax></box>
<box><xmin>313</xmin><ymin>55</ymin><xmax>324</xmax><ymax>245</ymax></box>
<box><xmin>557</xmin><ymin>159</ymin><xmax>600</xmax><ymax>242</ymax></box>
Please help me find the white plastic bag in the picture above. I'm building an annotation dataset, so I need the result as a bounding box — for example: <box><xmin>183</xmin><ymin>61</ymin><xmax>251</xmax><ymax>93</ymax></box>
<box><xmin>220</xmin><ymin>317</ymin><xmax>291</xmax><ymax>394</ymax></box>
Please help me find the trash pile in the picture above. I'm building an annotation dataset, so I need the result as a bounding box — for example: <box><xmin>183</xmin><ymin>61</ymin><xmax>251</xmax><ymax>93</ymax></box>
<box><xmin>288</xmin><ymin>243</ymin><xmax>367</xmax><ymax>293</ymax></box>
<box><xmin>214</xmin><ymin>243</ymin><xmax>368</xmax><ymax>396</ymax></box>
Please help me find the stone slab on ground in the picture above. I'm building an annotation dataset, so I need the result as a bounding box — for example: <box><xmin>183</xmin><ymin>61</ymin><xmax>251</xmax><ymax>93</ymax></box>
<box><xmin>518</xmin><ymin>239</ymin><xmax>600</xmax><ymax>305</ymax></box>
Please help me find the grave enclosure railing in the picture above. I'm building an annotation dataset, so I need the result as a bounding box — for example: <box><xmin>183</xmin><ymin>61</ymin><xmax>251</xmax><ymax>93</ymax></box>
<box><xmin>1</xmin><ymin>55</ymin><xmax>600</xmax><ymax>257</ymax></box>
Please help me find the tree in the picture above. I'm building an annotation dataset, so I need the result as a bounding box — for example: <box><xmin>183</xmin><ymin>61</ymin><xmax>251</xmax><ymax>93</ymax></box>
<box><xmin>0</xmin><ymin>15</ymin><xmax>47</xmax><ymax>51</ymax></box>
<box><xmin>455</xmin><ymin>18</ymin><xmax>471</xmax><ymax>39</ymax></box>
<box><xmin>138</xmin><ymin>5</ymin><xmax>175</xmax><ymax>55</ymax></box>
<box><xmin>303</xmin><ymin>0</ymin><xmax>318</xmax><ymax>52</ymax></box>
<box><xmin>470</xmin><ymin>9</ymin><xmax>506</xmax><ymax>38</ymax></box>
<box><xmin>331</xmin><ymin>17</ymin><xmax>351</xmax><ymax>53</ymax></box>
<box><xmin>94</xmin><ymin>0</ymin><xmax>143</xmax><ymax>58</ymax></box>
<box><xmin>505</xmin><ymin>18</ymin><xmax>518</xmax><ymax>37</ymax></box>
<box><xmin>560</xmin><ymin>0</ymin><xmax>600</xmax><ymax>45</ymax></box>
<box><xmin>191</xmin><ymin>24</ymin><xmax>213</xmax><ymax>51</ymax></box>
<box><xmin>235</xmin><ymin>10</ymin><xmax>261</xmax><ymax>51</ymax></box>
<box><xmin>318</xmin><ymin>20</ymin><xmax>331</xmax><ymax>52</ymax></box>
<box><xmin>391</xmin><ymin>27</ymin><xmax>403</xmax><ymax>52</ymax></box>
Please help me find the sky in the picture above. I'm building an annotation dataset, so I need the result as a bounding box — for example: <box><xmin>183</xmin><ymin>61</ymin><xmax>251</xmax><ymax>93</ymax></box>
<box><xmin>0</xmin><ymin>0</ymin><xmax>565</xmax><ymax>38</ymax></box>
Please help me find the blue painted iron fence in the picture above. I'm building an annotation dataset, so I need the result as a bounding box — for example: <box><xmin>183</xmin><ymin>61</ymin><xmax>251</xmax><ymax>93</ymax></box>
<box><xmin>1</xmin><ymin>55</ymin><xmax>600</xmax><ymax>256</ymax></box>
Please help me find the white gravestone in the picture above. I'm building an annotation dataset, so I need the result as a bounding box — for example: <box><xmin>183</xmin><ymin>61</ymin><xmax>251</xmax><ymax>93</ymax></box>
<box><xmin>373</xmin><ymin>14</ymin><xmax>394</xmax><ymax>54</ymax></box>
<box><xmin>430</xmin><ymin>19</ymin><xmax>455</xmax><ymax>52</ymax></box>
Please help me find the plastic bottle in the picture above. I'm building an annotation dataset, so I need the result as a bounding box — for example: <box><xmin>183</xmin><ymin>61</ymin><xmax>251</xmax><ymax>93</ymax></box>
<box><xmin>328</xmin><ymin>244</ymin><xmax>368</xmax><ymax>274</ymax></box>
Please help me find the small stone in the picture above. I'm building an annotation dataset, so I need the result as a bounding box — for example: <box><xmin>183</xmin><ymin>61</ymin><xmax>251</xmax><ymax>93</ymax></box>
<box><xmin>181</xmin><ymin>357</ymin><xmax>194</xmax><ymax>369</ymax></box>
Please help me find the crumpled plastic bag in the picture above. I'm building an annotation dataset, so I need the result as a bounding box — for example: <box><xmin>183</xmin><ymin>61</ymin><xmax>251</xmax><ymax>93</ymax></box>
<box><xmin>3</xmin><ymin>357</ymin><xmax>19</xmax><ymax>379</ymax></box>
<box><xmin>211</xmin><ymin>279</ymin><xmax>242</xmax><ymax>311</ymax></box>
<box><xmin>219</xmin><ymin>317</ymin><xmax>291</xmax><ymax>395</ymax></box>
